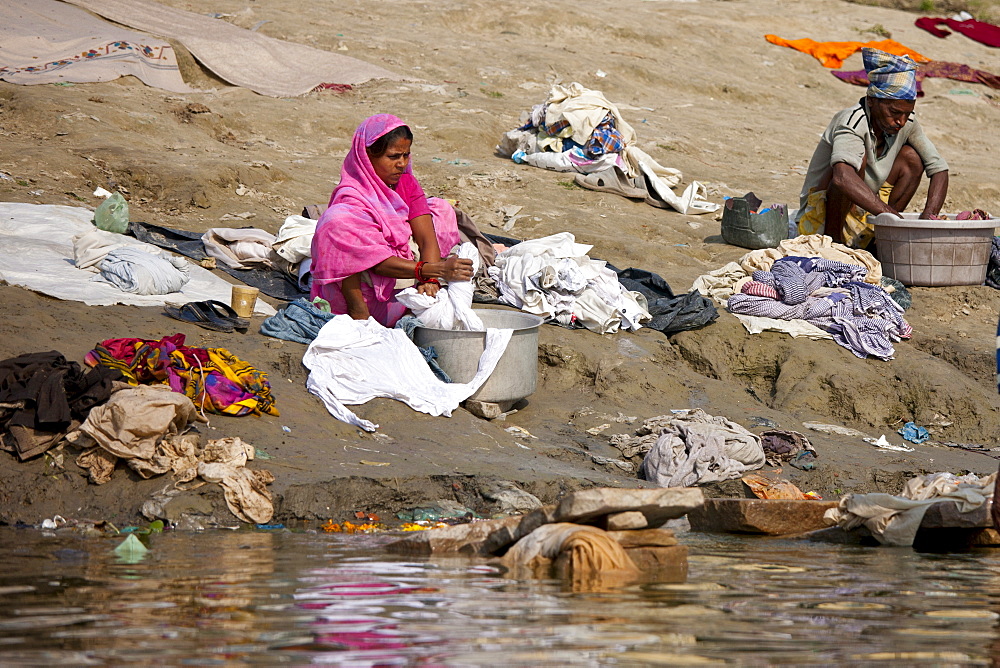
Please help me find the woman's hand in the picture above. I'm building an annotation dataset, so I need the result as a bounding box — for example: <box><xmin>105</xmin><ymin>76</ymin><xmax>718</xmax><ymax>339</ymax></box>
<box><xmin>427</xmin><ymin>255</ymin><xmax>474</xmax><ymax>282</ymax></box>
<box><xmin>416</xmin><ymin>281</ymin><xmax>440</xmax><ymax>297</ymax></box>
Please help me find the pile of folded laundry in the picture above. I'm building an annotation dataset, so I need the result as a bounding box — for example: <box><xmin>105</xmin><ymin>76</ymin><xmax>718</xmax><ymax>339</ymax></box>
<box><xmin>497</xmin><ymin>82</ymin><xmax>719</xmax><ymax>216</ymax></box>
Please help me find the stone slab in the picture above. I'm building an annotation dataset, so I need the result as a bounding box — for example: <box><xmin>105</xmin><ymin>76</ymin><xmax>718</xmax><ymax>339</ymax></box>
<box><xmin>553</xmin><ymin>487</ymin><xmax>704</xmax><ymax>527</ymax></box>
<box><xmin>607</xmin><ymin>528</ymin><xmax>677</xmax><ymax>548</ymax></box>
<box><xmin>385</xmin><ymin>506</ymin><xmax>556</xmax><ymax>557</ymax></box>
<box><xmin>687</xmin><ymin>498</ymin><xmax>839</xmax><ymax>535</ymax></box>
<box><xmin>624</xmin><ymin>545</ymin><xmax>688</xmax><ymax>582</ymax></box>
<box><xmin>919</xmin><ymin>501</ymin><xmax>991</xmax><ymax>529</ymax></box>
<box><xmin>605</xmin><ymin>511</ymin><xmax>648</xmax><ymax>531</ymax></box>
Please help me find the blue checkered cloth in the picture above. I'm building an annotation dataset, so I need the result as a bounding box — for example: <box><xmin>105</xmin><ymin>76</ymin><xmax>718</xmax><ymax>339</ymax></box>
<box><xmin>863</xmin><ymin>48</ymin><xmax>918</xmax><ymax>100</ymax></box>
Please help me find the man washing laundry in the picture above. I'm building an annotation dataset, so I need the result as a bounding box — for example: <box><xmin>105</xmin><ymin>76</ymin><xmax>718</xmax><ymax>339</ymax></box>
<box><xmin>796</xmin><ymin>48</ymin><xmax>950</xmax><ymax>248</ymax></box>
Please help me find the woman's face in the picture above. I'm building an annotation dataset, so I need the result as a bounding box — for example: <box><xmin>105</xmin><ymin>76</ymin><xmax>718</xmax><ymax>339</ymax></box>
<box><xmin>368</xmin><ymin>137</ymin><xmax>412</xmax><ymax>187</ymax></box>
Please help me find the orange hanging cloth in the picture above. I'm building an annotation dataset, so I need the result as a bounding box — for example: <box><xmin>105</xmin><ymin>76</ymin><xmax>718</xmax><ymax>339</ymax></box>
<box><xmin>764</xmin><ymin>35</ymin><xmax>931</xmax><ymax>68</ymax></box>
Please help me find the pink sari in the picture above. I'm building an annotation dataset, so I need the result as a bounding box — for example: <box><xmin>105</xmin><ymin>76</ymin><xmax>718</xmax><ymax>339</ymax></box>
<box><xmin>310</xmin><ymin>114</ymin><xmax>460</xmax><ymax>326</ymax></box>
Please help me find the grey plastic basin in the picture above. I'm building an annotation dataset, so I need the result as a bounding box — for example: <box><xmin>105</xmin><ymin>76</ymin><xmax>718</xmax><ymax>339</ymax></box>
<box><xmin>873</xmin><ymin>212</ymin><xmax>999</xmax><ymax>286</ymax></box>
<box><xmin>413</xmin><ymin>309</ymin><xmax>543</xmax><ymax>404</ymax></box>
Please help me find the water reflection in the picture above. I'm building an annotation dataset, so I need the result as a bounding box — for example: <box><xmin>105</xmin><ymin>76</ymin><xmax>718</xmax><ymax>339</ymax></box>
<box><xmin>0</xmin><ymin>527</ymin><xmax>998</xmax><ymax>664</ymax></box>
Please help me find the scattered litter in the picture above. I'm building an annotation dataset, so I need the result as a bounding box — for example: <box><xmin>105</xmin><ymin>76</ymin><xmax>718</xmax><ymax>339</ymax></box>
<box><xmin>802</xmin><ymin>422</ymin><xmax>871</xmax><ymax>439</ymax></box>
<box><xmin>499</xmin><ymin>204</ymin><xmax>527</xmax><ymax>231</ymax></box>
<box><xmin>40</xmin><ymin>515</ymin><xmax>67</xmax><ymax>530</ymax></box>
<box><xmin>281</xmin><ymin>425</ymin><xmax>291</xmax><ymax>433</ymax></box>
<box><xmin>0</xmin><ymin>172</ymin><xmax>13</xmax><ymax>181</ymax></box>
<box><xmin>742</xmin><ymin>472</ymin><xmax>822</xmax><ymax>500</ymax></box>
<box><xmin>113</xmin><ymin>534</ymin><xmax>149</xmax><ymax>562</ymax></box>
<box><xmin>586</xmin><ymin>423</ymin><xmax>611</xmax><ymax>435</ymax></box>
<box><xmin>505</xmin><ymin>425</ymin><xmax>536</xmax><ymax>439</ymax></box>
<box><xmin>360</xmin><ymin>460</ymin><xmax>390</xmax><ymax>466</ymax></box>
<box><xmin>863</xmin><ymin>434</ymin><xmax>914</xmax><ymax>452</ymax></box>
<box><xmin>249</xmin><ymin>20</ymin><xmax>271</xmax><ymax>32</ymax></box>
<box><xmin>749</xmin><ymin>416</ymin><xmax>779</xmax><ymax>429</ymax></box>
<box><xmin>595</xmin><ymin>70</ymin><xmax>607</xmax><ymax>78</ymax></box>
<box><xmin>898</xmin><ymin>422</ymin><xmax>930</xmax><ymax>444</ymax></box>
<box><xmin>255</xmin><ymin>523</ymin><xmax>285</xmax><ymax>530</ymax></box>
<box><xmin>28</xmin><ymin>190</ymin><xmax>44</xmax><ymax>196</ymax></box>
<box><xmin>254</xmin><ymin>447</ymin><xmax>273</xmax><ymax>460</ymax></box>
<box><xmin>220</xmin><ymin>211</ymin><xmax>257</xmax><ymax>220</ymax></box>
<box><xmin>448</xmin><ymin>159</ymin><xmax>472</xmax><ymax>166</ymax></box>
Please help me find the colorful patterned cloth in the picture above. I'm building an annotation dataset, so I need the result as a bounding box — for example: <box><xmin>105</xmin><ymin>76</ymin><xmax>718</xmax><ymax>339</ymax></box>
<box><xmin>85</xmin><ymin>334</ymin><xmax>278</xmax><ymax>417</ymax></box>
<box><xmin>862</xmin><ymin>48</ymin><xmax>918</xmax><ymax>100</ymax></box>
<box><xmin>584</xmin><ymin>114</ymin><xmax>626</xmax><ymax>158</ymax></box>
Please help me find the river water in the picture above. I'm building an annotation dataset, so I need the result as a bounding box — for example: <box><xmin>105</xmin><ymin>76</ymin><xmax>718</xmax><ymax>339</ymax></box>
<box><xmin>0</xmin><ymin>526</ymin><xmax>997</xmax><ymax>666</ymax></box>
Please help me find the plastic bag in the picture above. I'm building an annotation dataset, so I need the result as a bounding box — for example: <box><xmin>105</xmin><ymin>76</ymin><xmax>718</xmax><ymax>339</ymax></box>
<box><xmin>94</xmin><ymin>192</ymin><xmax>129</xmax><ymax>234</ymax></box>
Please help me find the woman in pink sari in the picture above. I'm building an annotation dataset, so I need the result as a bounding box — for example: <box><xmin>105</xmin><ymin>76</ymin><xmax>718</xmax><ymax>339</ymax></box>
<box><xmin>310</xmin><ymin>114</ymin><xmax>473</xmax><ymax>327</ymax></box>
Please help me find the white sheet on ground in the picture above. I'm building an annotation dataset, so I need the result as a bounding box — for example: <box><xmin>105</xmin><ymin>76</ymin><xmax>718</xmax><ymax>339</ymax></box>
<box><xmin>0</xmin><ymin>202</ymin><xmax>275</xmax><ymax>315</ymax></box>
<box><xmin>825</xmin><ymin>472</ymin><xmax>996</xmax><ymax>546</ymax></box>
<box><xmin>303</xmin><ymin>315</ymin><xmax>512</xmax><ymax>431</ymax></box>
<box><xmin>62</xmin><ymin>0</ymin><xmax>404</xmax><ymax>97</ymax></box>
<box><xmin>0</xmin><ymin>0</ymin><xmax>191</xmax><ymax>93</ymax></box>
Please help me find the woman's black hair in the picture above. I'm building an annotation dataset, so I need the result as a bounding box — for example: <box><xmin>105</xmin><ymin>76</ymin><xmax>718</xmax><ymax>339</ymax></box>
<box><xmin>367</xmin><ymin>125</ymin><xmax>413</xmax><ymax>158</ymax></box>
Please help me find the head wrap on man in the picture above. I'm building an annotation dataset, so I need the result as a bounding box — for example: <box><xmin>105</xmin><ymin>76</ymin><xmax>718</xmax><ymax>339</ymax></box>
<box><xmin>863</xmin><ymin>48</ymin><xmax>918</xmax><ymax>100</ymax></box>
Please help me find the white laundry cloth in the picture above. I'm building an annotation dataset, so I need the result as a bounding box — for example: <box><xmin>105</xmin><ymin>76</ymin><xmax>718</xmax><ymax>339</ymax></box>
<box><xmin>488</xmin><ymin>232</ymin><xmax>650</xmax><ymax>334</ymax></box>
<box><xmin>544</xmin><ymin>82</ymin><xmax>637</xmax><ymax>149</ymax></box>
<box><xmin>523</xmin><ymin>148</ymin><xmax>620</xmax><ymax>174</ymax></box>
<box><xmin>825</xmin><ymin>472</ymin><xmax>996</xmax><ymax>546</ymax></box>
<box><xmin>73</xmin><ymin>227</ymin><xmax>144</xmax><ymax>271</ymax></box>
<box><xmin>272</xmin><ymin>215</ymin><xmax>317</xmax><ymax>264</ymax></box>
<box><xmin>395</xmin><ymin>243</ymin><xmax>484</xmax><ymax>331</ymax></box>
<box><xmin>95</xmin><ymin>246</ymin><xmax>190</xmax><ymax>295</ymax></box>
<box><xmin>303</xmin><ymin>315</ymin><xmax>513</xmax><ymax>431</ymax></box>
<box><xmin>202</xmin><ymin>227</ymin><xmax>276</xmax><ymax>269</ymax></box>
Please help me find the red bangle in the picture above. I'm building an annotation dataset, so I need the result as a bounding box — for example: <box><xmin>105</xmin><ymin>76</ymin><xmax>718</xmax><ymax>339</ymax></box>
<box><xmin>423</xmin><ymin>278</ymin><xmax>440</xmax><ymax>286</ymax></box>
<box><xmin>414</xmin><ymin>261</ymin><xmax>426</xmax><ymax>282</ymax></box>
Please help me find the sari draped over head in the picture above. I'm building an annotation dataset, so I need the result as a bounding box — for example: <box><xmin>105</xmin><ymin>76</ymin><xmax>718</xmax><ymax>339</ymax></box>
<box><xmin>310</xmin><ymin>114</ymin><xmax>458</xmax><ymax>316</ymax></box>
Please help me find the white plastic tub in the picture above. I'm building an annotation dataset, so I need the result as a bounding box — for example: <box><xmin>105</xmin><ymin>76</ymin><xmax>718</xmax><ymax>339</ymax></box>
<box><xmin>413</xmin><ymin>308</ymin><xmax>544</xmax><ymax>404</ymax></box>
<box><xmin>873</xmin><ymin>212</ymin><xmax>998</xmax><ymax>286</ymax></box>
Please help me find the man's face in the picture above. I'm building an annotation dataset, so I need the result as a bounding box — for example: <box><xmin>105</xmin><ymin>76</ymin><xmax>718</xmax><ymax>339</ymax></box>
<box><xmin>869</xmin><ymin>97</ymin><xmax>916</xmax><ymax>136</ymax></box>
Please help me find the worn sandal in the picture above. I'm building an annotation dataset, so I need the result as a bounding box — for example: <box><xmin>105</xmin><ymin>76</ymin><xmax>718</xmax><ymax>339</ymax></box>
<box><xmin>203</xmin><ymin>300</ymin><xmax>249</xmax><ymax>331</ymax></box>
<box><xmin>164</xmin><ymin>301</ymin><xmax>235</xmax><ymax>333</ymax></box>
<box><xmin>574</xmin><ymin>166</ymin><xmax>647</xmax><ymax>199</ymax></box>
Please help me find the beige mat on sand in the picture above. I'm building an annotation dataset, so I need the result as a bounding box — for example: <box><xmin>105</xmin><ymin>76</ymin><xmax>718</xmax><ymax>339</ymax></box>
<box><xmin>62</xmin><ymin>0</ymin><xmax>404</xmax><ymax>97</ymax></box>
<box><xmin>0</xmin><ymin>0</ymin><xmax>191</xmax><ymax>92</ymax></box>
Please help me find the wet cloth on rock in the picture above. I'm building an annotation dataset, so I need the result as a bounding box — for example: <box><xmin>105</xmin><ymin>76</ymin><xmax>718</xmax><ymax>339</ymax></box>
<box><xmin>0</xmin><ymin>351</ymin><xmax>121</xmax><ymax>460</ymax></box>
<box><xmin>500</xmin><ymin>523</ymin><xmax>637</xmax><ymax>576</ymax></box>
<box><xmin>196</xmin><ymin>437</ymin><xmax>275</xmax><ymax>524</ymax></box>
<box><xmin>85</xmin><ymin>334</ymin><xmax>278</xmax><ymax>417</ymax></box>
<box><xmin>202</xmin><ymin>228</ymin><xmax>277</xmax><ymax>270</ymax></box>
<box><xmin>302</xmin><ymin>314</ymin><xmax>512</xmax><ymax>431</ymax></box>
<box><xmin>487</xmin><ymin>232</ymin><xmax>651</xmax><ymax>334</ymax></box>
<box><xmin>0</xmin><ymin>203</ymin><xmax>275</xmax><ymax>314</ymax></box>
<box><xmin>825</xmin><ymin>472</ymin><xmax>996</xmax><ymax>546</ymax></box>
<box><xmin>633</xmin><ymin>409</ymin><xmax>766</xmax><ymax>487</ymax></box>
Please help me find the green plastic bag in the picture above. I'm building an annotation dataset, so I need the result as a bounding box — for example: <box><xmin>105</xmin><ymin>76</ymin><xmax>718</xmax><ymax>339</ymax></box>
<box><xmin>94</xmin><ymin>192</ymin><xmax>129</xmax><ymax>234</ymax></box>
